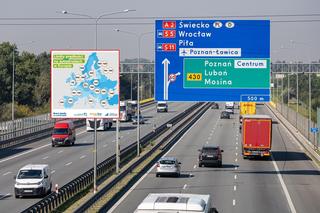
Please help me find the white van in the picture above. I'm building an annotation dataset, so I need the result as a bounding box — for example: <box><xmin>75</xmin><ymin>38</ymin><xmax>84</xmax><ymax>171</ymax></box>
<box><xmin>134</xmin><ymin>193</ymin><xmax>215</xmax><ymax>213</ymax></box>
<box><xmin>157</xmin><ymin>101</ymin><xmax>168</xmax><ymax>112</ymax></box>
<box><xmin>14</xmin><ymin>164</ymin><xmax>52</xmax><ymax>198</ymax></box>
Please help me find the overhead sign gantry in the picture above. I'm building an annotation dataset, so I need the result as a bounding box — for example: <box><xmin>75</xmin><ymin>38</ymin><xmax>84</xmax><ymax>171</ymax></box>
<box><xmin>155</xmin><ymin>20</ymin><xmax>270</xmax><ymax>102</ymax></box>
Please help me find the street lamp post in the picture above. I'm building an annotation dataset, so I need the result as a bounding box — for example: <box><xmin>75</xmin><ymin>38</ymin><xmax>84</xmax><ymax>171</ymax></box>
<box><xmin>61</xmin><ymin>9</ymin><xmax>135</xmax><ymax>194</ymax></box>
<box><xmin>115</xmin><ymin>29</ymin><xmax>153</xmax><ymax>157</ymax></box>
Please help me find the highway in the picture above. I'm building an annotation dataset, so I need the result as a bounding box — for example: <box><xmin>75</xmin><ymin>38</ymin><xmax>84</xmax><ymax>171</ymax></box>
<box><xmin>0</xmin><ymin>102</ymin><xmax>194</xmax><ymax>213</ymax></box>
<box><xmin>110</xmin><ymin>104</ymin><xmax>320</xmax><ymax>213</ymax></box>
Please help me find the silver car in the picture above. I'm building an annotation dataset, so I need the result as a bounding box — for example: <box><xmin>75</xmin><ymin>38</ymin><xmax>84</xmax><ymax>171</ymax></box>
<box><xmin>156</xmin><ymin>157</ymin><xmax>181</xmax><ymax>177</ymax></box>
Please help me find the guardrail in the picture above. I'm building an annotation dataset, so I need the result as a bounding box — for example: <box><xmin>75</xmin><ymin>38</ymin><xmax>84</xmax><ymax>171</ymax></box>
<box><xmin>22</xmin><ymin>102</ymin><xmax>203</xmax><ymax>213</ymax></box>
<box><xmin>77</xmin><ymin>102</ymin><xmax>210</xmax><ymax>213</ymax></box>
<box><xmin>0</xmin><ymin>99</ymin><xmax>155</xmax><ymax>149</ymax></box>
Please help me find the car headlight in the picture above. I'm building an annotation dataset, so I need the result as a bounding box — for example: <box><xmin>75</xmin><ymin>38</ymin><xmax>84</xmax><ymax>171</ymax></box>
<box><xmin>37</xmin><ymin>181</ymin><xmax>43</xmax><ymax>185</ymax></box>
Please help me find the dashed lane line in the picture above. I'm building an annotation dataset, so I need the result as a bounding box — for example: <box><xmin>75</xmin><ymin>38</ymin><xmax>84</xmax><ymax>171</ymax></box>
<box><xmin>0</xmin><ymin>130</ymin><xmax>87</xmax><ymax>164</ymax></box>
<box><xmin>2</xmin><ymin>172</ymin><xmax>12</xmax><ymax>176</ymax></box>
<box><xmin>42</xmin><ymin>156</ymin><xmax>49</xmax><ymax>160</ymax></box>
<box><xmin>65</xmin><ymin>162</ymin><xmax>73</xmax><ymax>166</ymax></box>
<box><xmin>107</xmin><ymin>106</ymin><xmax>208</xmax><ymax>213</ymax></box>
<box><xmin>80</xmin><ymin>155</ymin><xmax>86</xmax><ymax>159</ymax></box>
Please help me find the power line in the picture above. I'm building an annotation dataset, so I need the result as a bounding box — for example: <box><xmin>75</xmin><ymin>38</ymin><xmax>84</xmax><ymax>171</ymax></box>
<box><xmin>1</xmin><ymin>13</ymin><xmax>320</xmax><ymax>20</ymax></box>
<box><xmin>0</xmin><ymin>19</ymin><xmax>320</xmax><ymax>26</ymax></box>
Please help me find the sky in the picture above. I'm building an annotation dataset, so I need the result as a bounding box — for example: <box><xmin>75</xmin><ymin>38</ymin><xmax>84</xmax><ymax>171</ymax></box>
<box><xmin>0</xmin><ymin>0</ymin><xmax>319</xmax><ymax>62</ymax></box>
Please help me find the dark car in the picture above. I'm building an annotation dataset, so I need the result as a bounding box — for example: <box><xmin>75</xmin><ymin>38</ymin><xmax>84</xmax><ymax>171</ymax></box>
<box><xmin>198</xmin><ymin>146</ymin><xmax>223</xmax><ymax>167</ymax></box>
<box><xmin>132</xmin><ymin>115</ymin><xmax>145</xmax><ymax>124</ymax></box>
<box><xmin>211</xmin><ymin>103</ymin><xmax>219</xmax><ymax>109</ymax></box>
<box><xmin>220</xmin><ymin>111</ymin><xmax>230</xmax><ymax>119</ymax></box>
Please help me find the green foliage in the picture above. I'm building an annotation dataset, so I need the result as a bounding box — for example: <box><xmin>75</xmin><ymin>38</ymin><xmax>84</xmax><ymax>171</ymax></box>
<box><xmin>0</xmin><ymin>42</ymin><xmax>154</xmax><ymax>121</ymax></box>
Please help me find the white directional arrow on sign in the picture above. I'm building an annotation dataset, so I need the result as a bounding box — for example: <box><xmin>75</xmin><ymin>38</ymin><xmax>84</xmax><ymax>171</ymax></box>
<box><xmin>162</xmin><ymin>58</ymin><xmax>170</xmax><ymax>100</ymax></box>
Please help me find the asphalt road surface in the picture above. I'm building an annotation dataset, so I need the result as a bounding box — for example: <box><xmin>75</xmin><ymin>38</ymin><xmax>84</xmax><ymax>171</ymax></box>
<box><xmin>110</xmin><ymin>104</ymin><xmax>320</xmax><ymax>213</ymax></box>
<box><xmin>0</xmin><ymin>102</ymin><xmax>194</xmax><ymax>213</ymax></box>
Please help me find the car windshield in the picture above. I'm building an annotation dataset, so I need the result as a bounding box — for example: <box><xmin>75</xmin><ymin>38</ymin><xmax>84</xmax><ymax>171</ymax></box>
<box><xmin>202</xmin><ymin>147</ymin><xmax>218</xmax><ymax>154</ymax></box>
<box><xmin>159</xmin><ymin>160</ymin><xmax>176</xmax><ymax>165</ymax></box>
<box><xmin>17</xmin><ymin>170</ymin><xmax>43</xmax><ymax>179</ymax></box>
<box><xmin>158</xmin><ymin>104</ymin><xmax>167</xmax><ymax>107</ymax></box>
<box><xmin>53</xmin><ymin>128</ymin><xmax>68</xmax><ymax>134</ymax></box>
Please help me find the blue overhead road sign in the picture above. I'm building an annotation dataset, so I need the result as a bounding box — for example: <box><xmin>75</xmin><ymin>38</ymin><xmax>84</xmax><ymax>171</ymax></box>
<box><xmin>155</xmin><ymin>20</ymin><xmax>270</xmax><ymax>102</ymax></box>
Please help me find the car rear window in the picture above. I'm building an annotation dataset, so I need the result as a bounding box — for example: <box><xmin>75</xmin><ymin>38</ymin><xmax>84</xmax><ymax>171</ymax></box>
<box><xmin>159</xmin><ymin>160</ymin><xmax>176</xmax><ymax>165</ymax></box>
<box><xmin>202</xmin><ymin>148</ymin><xmax>218</xmax><ymax>153</ymax></box>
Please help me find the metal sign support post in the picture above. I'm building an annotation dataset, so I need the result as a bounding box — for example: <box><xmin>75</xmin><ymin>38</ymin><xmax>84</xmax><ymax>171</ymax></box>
<box><xmin>93</xmin><ymin>118</ymin><xmax>97</xmax><ymax>193</ymax></box>
<box><xmin>116</xmin><ymin>119</ymin><xmax>120</xmax><ymax>173</ymax></box>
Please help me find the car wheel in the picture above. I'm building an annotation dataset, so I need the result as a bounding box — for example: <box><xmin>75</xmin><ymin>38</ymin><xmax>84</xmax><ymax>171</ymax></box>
<box><xmin>177</xmin><ymin>172</ymin><xmax>180</xmax><ymax>177</ymax></box>
<box><xmin>156</xmin><ymin>173</ymin><xmax>160</xmax><ymax>177</ymax></box>
<box><xmin>52</xmin><ymin>143</ymin><xmax>55</xmax><ymax>147</ymax></box>
<box><xmin>198</xmin><ymin>163</ymin><xmax>202</xmax><ymax>167</ymax></box>
<box><xmin>15</xmin><ymin>193</ymin><xmax>19</xmax><ymax>198</ymax></box>
<box><xmin>219</xmin><ymin>161</ymin><xmax>222</xmax><ymax>167</ymax></box>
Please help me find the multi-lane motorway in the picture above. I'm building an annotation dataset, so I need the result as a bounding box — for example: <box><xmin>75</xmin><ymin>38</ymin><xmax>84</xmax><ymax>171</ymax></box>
<box><xmin>0</xmin><ymin>102</ymin><xmax>194</xmax><ymax>213</ymax></box>
<box><xmin>110</xmin><ymin>104</ymin><xmax>320</xmax><ymax>213</ymax></box>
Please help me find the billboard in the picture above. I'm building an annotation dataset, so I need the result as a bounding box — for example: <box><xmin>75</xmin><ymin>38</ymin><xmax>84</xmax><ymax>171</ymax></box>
<box><xmin>51</xmin><ymin>50</ymin><xmax>120</xmax><ymax>118</ymax></box>
<box><xmin>155</xmin><ymin>20</ymin><xmax>270</xmax><ymax>102</ymax></box>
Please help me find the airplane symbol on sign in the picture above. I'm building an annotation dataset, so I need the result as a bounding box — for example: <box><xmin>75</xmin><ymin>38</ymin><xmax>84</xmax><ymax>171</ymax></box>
<box><xmin>180</xmin><ymin>49</ymin><xmax>187</xmax><ymax>56</ymax></box>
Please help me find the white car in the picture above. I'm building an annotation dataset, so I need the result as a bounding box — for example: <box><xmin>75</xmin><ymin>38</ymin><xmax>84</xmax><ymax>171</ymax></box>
<box><xmin>135</xmin><ymin>193</ymin><xmax>214</xmax><ymax>213</ymax></box>
<box><xmin>156</xmin><ymin>157</ymin><xmax>181</xmax><ymax>177</ymax></box>
<box><xmin>14</xmin><ymin>164</ymin><xmax>52</xmax><ymax>198</ymax></box>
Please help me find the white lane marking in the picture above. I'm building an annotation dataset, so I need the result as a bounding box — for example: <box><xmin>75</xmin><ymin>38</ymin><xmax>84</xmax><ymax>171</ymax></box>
<box><xmin>236</xmin><ymin>137</ymin><xmax>238</xmax><ymax>141</ymax></box>
<box><xmin>208</xmin><ymin>137</ymin><xmax>212</xmax><ymax>140</ymax></box>
<box><xmin>51</xmin><ymin>170</ymin><xmax>56</xmax><ymax>174</ymax></box>
<box><xmin>183</xmin><ymin>184</ymin><xmax>188</xmax><ymax>190</ymax></box>
<box><xmin>127</xmin><ymin>132</ymin><xmax>130</xmax><ymax>135</ymax></box>
<box><xmin>234</xmin><ymin>175</ymin><xmax>237</xmax><ymax>180</ymax></box>
<box><xmin>112</xmin><ymin>140</ymin><xmax>116</xmax><ymax>142</ymax></box>
<box><xmin>189</xmin><ymin>173</ymin><xmax>193</xmax><ymax>177</ymax></box>
<box><xmin>206</xmin><ymin>141</ymin><xmax>209</xmax><ymax>144</ymax></box>
<box><xmin>0</xmin><ymin>144</ymin><xmax>50</xmax><ymax>164</ymax></box>
<box><xmin>42</xmin><ymin>156</ymin><xmax>49</xmax><ymax>160</ymax></box>
<box><xmin>235</xmin><ymin>158</ymin><xmax>238</xmax><ymax>162</ymax></box>
<box><xmin>65</xmin><ymin>162</ymin><xmax>72</xmax><ymax>166</ymax></box>
<box><xmin>80</xmin><ymin>155</ymin><xmax>86</xmax><ymax>159</ymax></box>
<box><xmin>0</xmin><ymin>129</ymin><xmax>87</xmax><ymax>164</ymax></box>
<box><xmin>235</xmin><ymin>153</ymin><xmax>238</xmax><ymax>156</ymax></box>
<box><xmin>233</xmin><ymin>199</ymin><xmax>236</xmax><ymax>206</ymax></box>
<box><xmin>2</xmin><ymin>172</ymin><xmax>12</xmax><ymax>176</ymax></box>
<box><xmin>234</xmin><ymin>185</ymin><xmax>237</xmax><ymax>191</ymax></box>
<box><xmin>0</xmin><ymin>193</ymin><xmax>10</xmax><ymax>200</ymax></box>
<box><xmin>103</xmin><ymin>144</ymin><xmax>107</xmax><ymax>148</ymax></box>
<box><xmin>107</xmin><ymin>107</ymin><xmax>208</xmax><ymax>213</ymax></box>
<box><xmin>271</xmin><ymin>155</ymin><xmax>297</xmax><ymax>213</ymax></box>
<box><xmin>236</xmin><ymin>142</ymin><xmax>238</xmax><ymax>145</ymax></box>
<box><xmin>236</xmin><ymin>147</ymin><xmax>238</xmax><ymax>150</ymax></box>
<box><xmin>58</xmin><ymin>150</ymin><xmax>64</xmax><ymax>154</ymax></box>
<box><xmin>235</xmin><ymin>166</ymin><xmax>238</xmax><ymax>170</ymax></box>
<box><xmin>193</xmin><ymin>165</ymin><xmax>197</xmax><ymax>169</ymax></box>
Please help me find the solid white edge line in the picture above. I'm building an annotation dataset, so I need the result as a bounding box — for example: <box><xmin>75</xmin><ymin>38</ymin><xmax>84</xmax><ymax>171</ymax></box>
<box><xmin>107</xmin><ymin>107</ymin><xmax>208</xmax><ymax>213</ymax></box>
<box><xmin>0</xmin><ymin>129</ymin><xmax>87</xmax><ymax>164</ymax></box>
<box><xmin>271</xmin><ymin>155</ymin><xmax>297</xmax><ymax>213</ymax></box>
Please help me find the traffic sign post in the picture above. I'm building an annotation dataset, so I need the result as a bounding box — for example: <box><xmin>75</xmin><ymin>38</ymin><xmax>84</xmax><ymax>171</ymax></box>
<box><xmin>155</xmin><ymin>20</ymin><xmax>270</xmax><ymax>102</ymax></box>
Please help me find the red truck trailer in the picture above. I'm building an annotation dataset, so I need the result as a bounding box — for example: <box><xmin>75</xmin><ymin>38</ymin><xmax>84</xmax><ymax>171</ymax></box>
<box><xmin>241</xmin><ymin>114</ymin><xmax>272</xmax><ymax>158</ymax></box>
